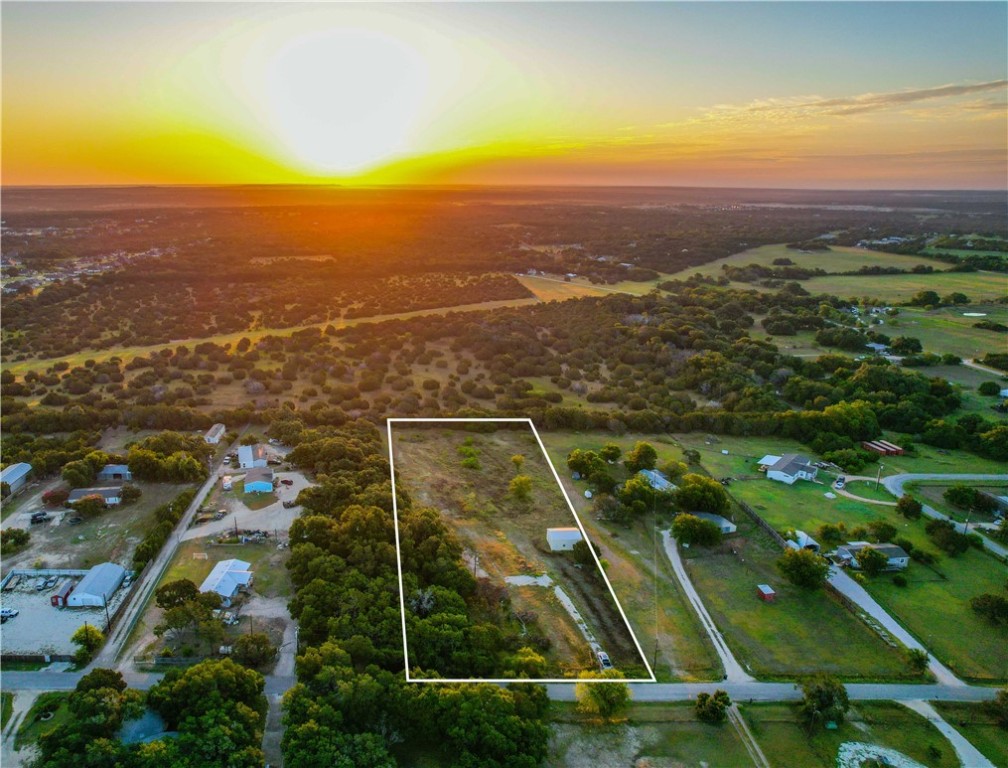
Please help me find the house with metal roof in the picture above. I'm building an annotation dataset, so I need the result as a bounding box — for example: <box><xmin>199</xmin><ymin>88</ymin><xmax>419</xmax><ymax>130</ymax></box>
<box><xmin>836</xmin><ymin>541</ymin><xmax>909</xmax><ymax>571</ymax></box>
<box><xmin>67</xmin><ymin>486</ymin><xmax>123</xmax><ymax>506</ymax></box>
<box><xmin>546</xmin><ymin>527</ymin><xmax>583</xmax><ymax>552</ymax></box>
<box><xmin>638</xmin><ymin>469</ymin><xmax>677</xmax><ymax>492</ymax></box>
<box><xmin>243</xmin><ymin>467</ymin><xmax>273</xmax><ymax>494</ymax></box>
<box><xmin>694</xmin><ymin>512</ymin><xmax>737</xmax><ymax>535</ymax></box>
<box><xmin>204</xmin><ymin>423</ymin><xmax>227</xmax><ymax>445</ymax></box>
<box><xmin>0</xmin><ymin>463</ymin><xmax>32</xmax><ymax>496</ymax></box>
<box><xmin>766</xmin><ymin>454</ymin><xmax>818</xmax><ymax>485</ymax></box>
<box><xmin>67</xmin><ymin>562</ymin><xmax>126</xmax><ymax>607</ymax></box>
<box><xmin>237</xmin><ymin>444</ymin><xmax>268</xmax><ymax>469</ymax></box>
<box><xmin>199</xmin><ymin>559</ymin><xmax>253</xmax><ymax>606</ymax></box>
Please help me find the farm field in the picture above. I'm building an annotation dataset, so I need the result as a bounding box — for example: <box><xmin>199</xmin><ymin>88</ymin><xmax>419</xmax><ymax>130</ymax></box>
<box><xmin>720</xmin><ymin>464</ymin><xmax>1008</xmax><ymax>682</ymax></box>
<box><xmin>390</xmin><ymin>423</ymin><xmax>649</xmax><ymax>679</ymax></box>
<box><xmin>540</xmin><ymin>431</ymin><xmax>723</xmax><ymax>681</ymax></box>
<box><xmin>931</xmin><ymin>702</ymin><xmax>1008</xmax><ymax>768</ymax></box>
<box><xmin>740</xmin><ymin>702</ymin><xmax>959</xmax><ymax>768</ymax></box>
<box><xmin>883</xmin><ymin>304</ymin><xmax>1008</xmax><ymax>358</ymax></box>
<box><xmin>804</xmin><ymin>270</ymin><xmax>1006</xmax><ymax>303</ymax></box>
<box><xmin>546</xmin><ymin>702</ymin><xmax>752</xmax><ymax>767</ymax></box>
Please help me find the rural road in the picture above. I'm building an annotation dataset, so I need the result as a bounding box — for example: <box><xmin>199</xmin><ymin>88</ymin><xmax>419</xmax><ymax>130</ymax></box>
<box><xmin>827</xmin><ymin>568</ymin><xmax>962</xmax><ymax>686</ymax></box>
<box><xmin>660</xmin><ymin>530</ymin><xmax>754</xmax><ymax>683</ymax></box>
<box><xmin>882</xmin><ymin>473</ymin><xmax>1008</xmax><ymax>558</ymax></box>
<box><xmin>901</xmin><ymin>700</ymin><xmax>996</xmax><ymax>768</ymax></box>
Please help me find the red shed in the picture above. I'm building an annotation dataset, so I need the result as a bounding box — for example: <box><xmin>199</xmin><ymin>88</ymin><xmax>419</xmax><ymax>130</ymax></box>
<box><xmin>50</xmin><ymin>580</ymin><xmax>74</xmax><ymax>607</ymax></box>
<box><xmin>756</xmin><ymin>584</ymin><xmax>776</xmax><ymax>602</ymax></box>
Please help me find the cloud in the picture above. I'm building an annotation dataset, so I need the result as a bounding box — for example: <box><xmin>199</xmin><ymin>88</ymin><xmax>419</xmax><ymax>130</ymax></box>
<box><xmin>706</xmin><ymin>79</ymin><xmax>1008</xmax><ymax>121</ymax></box>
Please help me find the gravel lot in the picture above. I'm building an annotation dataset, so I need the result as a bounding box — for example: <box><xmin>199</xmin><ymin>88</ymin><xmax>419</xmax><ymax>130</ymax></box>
<box><xmin>0</xmin><ymin>578</ymin><xmax>130</xmax><ymax>656</ymax></box>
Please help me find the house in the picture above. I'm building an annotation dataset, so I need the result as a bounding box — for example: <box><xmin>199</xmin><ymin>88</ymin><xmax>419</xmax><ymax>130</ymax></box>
<box><xmin>67</xmin><ymin>486</ymin><xmax>123</xmax><ymax>506</ymax></box>
<box><xmin>866</xmin><ymin>342</ymin><xmax>889</xmax><ymax>355</ymax></box>
<box><xmin>97</xmin><ymin>464</ymin><xmax>132</xmax><ymax>483</ymax></box>
<box><xmin>243</xmin><ymin>467</ymin><xmax>273</xmax><ymax>494</ymax></box>
<box><xmin>786</xmin><ymin>530</ymin><xmax>820</xmax><ymax>553</ymax></box>
<box><xmin>237</xmin><ymin>444</ymin><xmax>268</xmax><ymax>469</ymax></box>
<box><xmin>766</xmin><ymin>454</ymin><xmax>818</xmax><ymax>485</ymax></box>
<box><xmin>546</xmin><ymin>527</ymin><xmax>583</xmax><ymax>552</ymax></box>
<box><xmin>0</xmin><ymin>462</ymin><xmax>32</xmax><ymax>496</ymax></box>
<box><xmin>694</xmin><ymin>512</ymin><xmax>737</xmax><ymax>534</ymax></box>
<box><xmin>756</xmin><ymin>584</ymin><xmax>776</xmax><ymax>602</ymax></box>
<box><xmin>67</xmin><ymin>562</ymin><xmax>126</xmax><ymax>607</ymax></box>
<box><xmin>51</xmin><ymin>580</ymin><xmax>75</xmax><ymax>607</ymax></box>
<box><xmin>836</xmin><ymin>541</ymin><xmax>909</xmax><ymax>571</ymax></box>
<box><xmin>199</xmin><ymin>559</ymin><xmax>253</xmax><ymax>607</ymax></box>
<box><xmin>638</xmin><ymin>469</ymin><xmax>676</xmax><ymax>492</ymax></box>
<box><xmin>204</xmin><ymin>423</ymin><xmax>227</xmax><ymax>445</ymax></box>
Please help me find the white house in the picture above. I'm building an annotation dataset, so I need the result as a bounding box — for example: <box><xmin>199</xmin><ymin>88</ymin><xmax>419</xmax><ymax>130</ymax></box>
<box><xmin>836</xmin><ymin>541</ymin><xmax>909</xmax><ymax>571</ymax></box>
<box><xmin>766</xmin><ymin>454</ymin><xmax>818</xmax><ymax>485</ymax></box>
<box><xmin>67</xmin><ymin>486</ymin><xmax>123</xmax><ymax>506</ymax></box>
<box><xmin>0</xmin><ymin>463</ymin><xmax>32</xmax><ymax>496</ymax></box>
<box><xmin>199</xmin><ymin>559</ymin><xmax>254</xmax><ymax>607</ymax></box>
<box><xmin>694</xmin><ymin>512</ymin><xmax>737</xmax><ymax>534</ymax></box>
<box><xmin>237</xmin><ymin>444</ymin><xmax>268</xmax><ymax>469</ymax></box>
<box><xmin>546</xmin><ymin>527</ymin><xmax>583</xmax><ymax>552</ymax></box>
<box><xmin>204</xmin><ymin>423</ymin><xmax>226</xmax><ymax>445</ymax></box>
<box><xmin>96</xmin><ymin>464</ymin><xmax>132</xmax><ymax>483</ymax></box>
<box><xmin>67</xmin><ymin>562</ymin><xmax>126</xmax><ymax>607</ymax></box>
<box><xmin>638</xmin><ymin>469</ymin><xmax>676</xmax><ymax>492</ymax></box>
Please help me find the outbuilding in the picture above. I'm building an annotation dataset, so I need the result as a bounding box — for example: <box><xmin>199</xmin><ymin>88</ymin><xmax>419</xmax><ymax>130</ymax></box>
<box><xmin>1</xmin><ymin>463</ymin><xmax>32</xmax><ymax>496</ymax></box>
<box><xmin>51</xmin><ymin>580</ymin><xmax>76</xmax><ymax>607</ymax></box>
<box><xmin>97</xmin><ymin>464</ymin><xmax>132</xmax><ymax>483</ymax></box>
<box><xmin>546</xmin><ymin>527</ymin><xmax>583</xmax><ymax>552</ymax></box>
<box><xmin>67</xmin><ymin>562</ymin><xmax>126</xmax><ymax>607</ymax></box>
<box><xmin>199</xmin><ymin>559</ymin><xmax>253</xmax><ymax>607</ymax></box>
<box><xmin>638</xmin><ymin>469</ymin><xmax>676</xmax><ymax>492</ymax></box>
<box><xmin>756</xmin><ymin>584</ymin><xmax>776</xmax><ymax>602</ymax></box>
<box><xmin>243</xmin><ymin>467</ymin><xmax>273</xmax><ymax>494</ymax></box>
<box><xmin>204</xmin><ymin>423</ymin><xmax>227</xmax><ymax>445</ymax></box>
<box><xmin>694</xmin><ymin>512</ymin><xmax>737</xmax><ymax>535</ymax></box>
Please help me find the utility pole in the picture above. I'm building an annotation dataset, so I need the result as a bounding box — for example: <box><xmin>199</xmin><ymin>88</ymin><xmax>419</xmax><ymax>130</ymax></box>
<box><xmin>103</xmin><ymin>595</ymin><xmax>111</xmax><ymax>633</ymax></box>
<box><xmin>875</xmin><ymin>463</ymin><xmax>884</xmax><ymax>492</ymax></box>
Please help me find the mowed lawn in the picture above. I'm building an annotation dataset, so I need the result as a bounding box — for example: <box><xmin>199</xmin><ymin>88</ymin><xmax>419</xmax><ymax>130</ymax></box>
<box><xmin>540</xmin><ymin>431</ymin><xmax>723</xmax><ymax>681</ymax></box>
<box><xmin>721</xmin><ymin>464</ymin><xmax>1008</xmax><ymax>682</ymax></box>
<box><xmin>932</xmin><ymin>702</ymin><xmax>1008</xmax><ymax>768</ymax></box>
<box><xmin>547</xmin><ymin>702</ymin><xmax>752</xmax><ymax>767</ymax></box>
<box><xmin>161</xmin><ymin>540</ymin><xmax>292</xmax><ymax>600</ymax></box>
<box><xmin>741</xmin><ymin>702</ymin><xmax>959</xmax><ymax>768</ymax></box>
<box><xmin>883</xmin><ymin>304</ymin><xmax>1008</xmax><ymax>358</ymax></box>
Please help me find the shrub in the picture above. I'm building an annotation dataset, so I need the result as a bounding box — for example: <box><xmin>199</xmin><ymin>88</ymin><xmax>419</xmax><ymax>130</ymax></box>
<box><xmin>892</xmin><ymin>574</ymin><xmax>907</xmax><ymax>587</ymax></box>
<box><xmin>1</xmin><ymin>527</ymin><xmax>30</xmax><ymax>552</ymax></box>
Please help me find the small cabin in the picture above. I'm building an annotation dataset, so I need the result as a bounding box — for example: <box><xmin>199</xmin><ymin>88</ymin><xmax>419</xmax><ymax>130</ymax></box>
<box><xmin>546</xmin><ymin>527</ymin><xmax>583</xmax><ymax>552</ymax></box>
<box><xmin>50</xmin><ymin>580</ymin><xmax>75</xmax><ymax>607</ymax></box>
<box><xmin>756</xmin><ymin>584</ymin><xmax>776</xmax><ymax>602</ymax></box>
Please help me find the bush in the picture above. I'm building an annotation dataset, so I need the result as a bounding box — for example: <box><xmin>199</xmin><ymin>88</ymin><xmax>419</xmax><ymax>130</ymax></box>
<box><xmin>232</xmin><ymin>632</ymin><xmax>276</xmax><ymax>669</ymax></box>
<box><xmin>978</xmin><ymin>381</ymin><xmax>1002</xmax><ymax>396</ymax></box>
<box><xmin>892</xmin><ymin>574</ymin><xmax>907</xmax><ymax>587</ymax></box>
<box><xmin>896</xmin><ymin>494</ymin><xmax>922</xmax><ymax>520</ymax></box>
<box><xmin>0</xmin><ymin>527</ymin><xmax>30</xmax><ymax>552</ymax></box>
<box><xmin>695</xmin><ymin>690</ymin><xmax>731</xmax><ymax>723</ymax></box>
<box><xmin>777</xmin><ymin>548</ymin><xmax>829</xmax><ymax>590</ymax></box>
<box><xmin>672</xmin><ymin>514</ymin><xmax>723</xmax><ymax>547</ymax></box>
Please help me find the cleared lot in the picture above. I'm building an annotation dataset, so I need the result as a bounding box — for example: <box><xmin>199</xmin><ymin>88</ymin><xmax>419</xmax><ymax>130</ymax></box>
<box><xmin>182</xmin><ymin>470</ymin><xmax>311</xmax><ymax>542</ymax></box>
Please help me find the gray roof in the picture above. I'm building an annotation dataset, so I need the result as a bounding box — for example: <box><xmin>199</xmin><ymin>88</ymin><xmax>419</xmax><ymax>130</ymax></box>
<box><xmin>769</xmin><ymin>454</ymin><xmax>815</xmax><ymax>476</ymax></box>
<box><xmin>97</xmin><ymin>464</ymin><xmax>130</xmax><ymax>476</ymax></box>
<box><xmin>200</xmin><ymin>559</ymin><xmax>253</xmax><ymax>598</ymax></box>
<box><xmin>840</xmin><ymin>541</ymin><xmax>908</xmax><ymax>559</ymax></box>
<box><xmin>0</xmin><ymin>463</ymin><xmax>32</xmax><ymax>484</ymax></box>
<box><xmin>238</xmin><ymin>444</ymin><xmax>268</xmax><ymax>463</ymax></box>
<box><xmin>244</xmin><ymin>467</ymin><xmax>273</xmax><ymax>484</ymax></box>
<box><xmin>75</xmin><ymin>562</ymin><xmax>126</xmax><ymax>601</ymax></box>
<box><xmin>68</xmin><ymin>486</ymin><xmax>122</xmax><ymax>503</ymax></box>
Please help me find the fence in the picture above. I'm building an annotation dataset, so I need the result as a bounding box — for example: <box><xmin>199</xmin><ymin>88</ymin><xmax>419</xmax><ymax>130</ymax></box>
<box><xmin>133</xmin><ymin>654</ymin><xmax>209</xmax><ymax>671</ymax></box>
<box><xmin>734</xmin><ymin>499</ymin><xmax>788</xmax><ymax>549</ymax></box>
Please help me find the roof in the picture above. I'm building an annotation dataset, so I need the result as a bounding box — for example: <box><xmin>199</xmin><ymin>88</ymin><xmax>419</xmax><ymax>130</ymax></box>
<box><xmin>244</xmin><ymin>467</ymin><xmax>273</xmax><ymax>484</ymax></box>
<box><xmin>205</xmin><ymin>423</ymin><xmax>226</xmax><ymax>438</ymax></box>
<box><xmin>769</xmin><ymin>454</ymin><xmax>815</xmax><ymax>476</ymax></box>
<box><xmin>237</xmin><ymin>444</ymin><xmax>268</xmax><ymax>463</ymax></box>
<box><xmin>757</xmin><ymin>455</ymin><xmax>782</xmax><ymax>466</ymax></box>
<box><xmin>793</xmin><ymin>530</ymin><xmax>819</xmax><ymax>549</ymax></box>
<box><xmin>0</xmin><ymin>463</ymin><xmax>32</xmax><ymax>484</ymax></box>
<box><xmin>98</xmin><ymin>464</ymin><xmax>130</xmax><ymax>475</ymax></box>
<box><xmin>199</xmin><ymin>559</ymin><xmax>253</xmax><ymax>598</ymax></box>
<box><xmin>840</xmin><ymin>541</ymin><xmax>908</xmax><ymax>559</ymax></box>
<box><xmin>68</xmin><ymin>486</ymin><xmax>122</xmax><ymax>503</ymax></box>
<box><xmin>75</xmin><ymin>562</ymin><xmax>126</xmax><ymax>600</ymax></box>
<box><xmin>547</xmin><ymin>527</ymin><xmax>581</xmax><ymax>535</ymax></box>
<box><xmin>756</xmin><ymin>584</ymin><xmax>776</xmax><ymax>595</ymax></box>
<box><xmin>638</xmin><ymin>468</ymin><xmax>675</xmax><ymax>491</ymax></box>
<box><xmin>694</xmin><ymin>512</ymin><xmax>734</xmax><ymax>528</ymax></box>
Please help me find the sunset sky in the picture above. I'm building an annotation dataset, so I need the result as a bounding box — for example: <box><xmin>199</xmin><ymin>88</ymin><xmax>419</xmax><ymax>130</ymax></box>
<box><xmin>2</xmin><ymin>2</ymin><xmax>1006</xmax><ymax>189</ymax></box>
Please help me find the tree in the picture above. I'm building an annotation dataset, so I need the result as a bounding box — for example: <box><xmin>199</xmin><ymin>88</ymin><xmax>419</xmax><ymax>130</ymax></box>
<box><xmin>987</xmin><ymin>688</ymin><xmax>1008</xmax><ymax>729</ymax></box>
<box><xmin>155</xmin><ymin>578</ymin><xmax>200</xmax><ymax>610</ymax></box>
<box><xmin>896</xmin><ymin>494</ymin><xmax>922</xmax><ymax>520</ymax></box>
<box><xmin>777</xmin><ymin>548</ymin><xmax>830</xmax><ymax>590</ymax></box>
<box><xmin>120</xmin><ymin>483</ymin><xmax>142</xmax><ymax>504</ymax></box>
<box><xmin>943</xmin><ymin>484</ymin><xmax>977</xmax><ymax>509</ymax></box>
<box><xmin>72</xmin><ymin>494</ymin><xmax>108</xmax><ymax>518</ymax></box>
<box><xmin>855</xmin><ymin>547</ymin><xmax>889</xmax><ymax>577</ymax></box>
<box><xmin>907</xmin><ymin>290</ymin><xmax>940</xmax><ymax>308</ymax></box>
<box><xmin>575</xmin><ymin>669</ymin><xmax>630</xmax><ymax>719</ymax></box>
<box><xmin>695</xmin><ymin>689</ymin><xmax>731</xmax><ymax>723</ymax></box>
<box><xmin>71</xmin><ymin>623</ymin><xmax>105</xmax><ymax>664</ymax></box>
<box><xmin>867</xmin><ymin>520</ymin><xmax>896</xmax><ymax>543</ymax></box>
<box><xmin>61</xmin><ymin>459</ymin><xmax>96</xmax><ymax>489</ymax></box>
<box><xmin>1</xmin><ymin>527</ymin><xmax>30</xmax><ymax>552</ymax></box>
<box><xmin>599</xmin><ymin>443</ymin><xmax>622</xmax><ymax>463</ymax></box>
<box><xmin>889</xmin><ymin>336</ymin><xmax>923</xmax><ymax>355</ymax></box>
<box><xmin>624</xmin><ymin>441</ymin><xmax>658</xmax><ymax>473</ymax></box>
<box><xmin>572</xmin><ymin>539</ymin><xmax>596</xmax><ymax>568</ymax></box>
<box><xmin>42</xmin><ymin>488</ymin><xmax>70</xmax><ymax>506</ymax></box>
<box><xmin>510</xmin><ymin>454</ymin><xmax>524</xmax><ymax>473</ymax></box>
<box><xmin>509</xmin><ymin>474</ymin><xmax>533</xmax><ymax>501</ymax></box>
<box><xmin>233</xmin><ymin>632</ymin><xmax>276</xmax><ymax>669</ymax></box>
<box><xmin>978</xmin><ymin>381</ymin><xmax>1002</xmax><ymax>397</ymax></box>
<box><xmin>672</xmin><ymin>514</ymin><xmax>722</xmax><ymax>546</ymax></box>
<box><xmin>566</xmin><ymin>449</ymin><xmax>603</xmax><ymax>477</ymax></box>
<box><xmin>799</xmin><ymin>675</ymin><xmax>849</xmax><ymax>731</ymax></box>
<box><xmin>970</xmin><ymin>594</ymin><xmax>1008</xmax><ymax>625</ymax></box>
<box><xmin>942</xmin><ymin>292</ymin><xmax>970</xmax><ymax>306</ymax></box>
<box><xmin>675</xmin><ymin>473</ymin><xmax>729</xmax><ymax>515</ymax></box>
<box><xmin>906</xmin><ymin>648</ymin><xmax>929</xmax><ymax>674</ymax></box>
<box><xmin>683</xmin><ymin>448</ymin><xmax>701</xmax><ymax>465</ymax></box>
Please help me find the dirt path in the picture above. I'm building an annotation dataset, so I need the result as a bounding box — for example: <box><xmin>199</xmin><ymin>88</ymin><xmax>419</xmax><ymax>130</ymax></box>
<box><xmin>728</xmin><ymin>703</ymin><xmax>771</xmax><ymax>768</ymax></box>
<box><xmin>1</xmin><ymin>691</ymin><xmax>37</xmax><ymax>768</ymax></box>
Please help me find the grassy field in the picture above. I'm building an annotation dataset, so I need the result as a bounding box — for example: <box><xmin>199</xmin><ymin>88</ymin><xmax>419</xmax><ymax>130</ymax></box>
<box><xmin>884</xmin><ymin>304</ymin><xmax>1008</xmax><ymax>358</ymax></box>
<box><xmin>1</xmin><ymin>692</ymin><xmax>12</xmax><ymax>730</ymax></box>
<box><xmin>14</xmin><ymin>692</ymin><xmax>71</xmax><ymax>750</ymax></box>
<box><xmin>804</xmin><ymin>271</ymin><xmax>1006</xmax><ymax>303</ymax></box>
<box><xmin>907</xmin><ymin>481</ymin><xmax>1008</xmax><ymax>524</ymax></box>
<box><xmin>932</xmin><ymin>702</ymin><xmax>1008</xmax><ymax>767</ymax></box>
<box><xmin>842</xmin><ymin>480</ymin><xmax>897</xmax><ymax>504</ymax></box>
<box><xmin>546</xmin><ymin>702</ymin><xmax>752</xmax><ymax>767</ymax></box>
<box><xmin>706</xmin><ymin>451</ymin><xmax>1008</xmax><ymax>682</ymax></box>
<box><xmin>161</xmin><ymin>539</ymin><xmax>291</xmax><ymax>600</ymax></box>
<box><xmin>539</xmin><ymin>431</ymin><xmax>723</xmax><ymax>681</ymax></box>
<box><xmin>741</xmin><ymin>702</ymin><xmax>959</xmax><ymax>768</ymax></box>
<box><xmin>391</xmin><ymin>424</ymin><xmax>648</xmax><ymax>677</ymax></box>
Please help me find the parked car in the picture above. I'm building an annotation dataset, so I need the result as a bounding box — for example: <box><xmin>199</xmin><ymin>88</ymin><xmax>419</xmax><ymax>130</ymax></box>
<box><xmin>0</xmin><ymin>608</ymin><xmax>19</xmax><ymax>621</ymax></box>
<box><xmin>280</xmin><ymin>479</ymin><xmax>294</xmax><ymax>486</ymax></box>
<box><xmin>596</xmin><ymin>651</ymin><xmax>613</xmax><ymax>670</ymax></box>
<box><xmin>223</xmin><ymin>456</ymin><xmax>231</xmax><ymax>465</ymax></box>
<box><xmin>835</xmin><ymin>476</ymin><xmax>846</xmax><ymax>489</ymax></box>
<box><xmin>30</xmin><ymin>511</ymin><xmax>50</xmax><ymax>524</ymax></box>
<box><xmin>282</xmin><ymin>500</ymin><xmax>298</xmax><ymax>509</ymax></box>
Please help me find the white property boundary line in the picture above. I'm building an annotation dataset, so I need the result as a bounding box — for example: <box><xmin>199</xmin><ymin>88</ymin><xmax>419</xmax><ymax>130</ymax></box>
<box><xmin>387</xmin><ymin>417</ymin><xmax>657</xmax><ymax>684</ymax></box>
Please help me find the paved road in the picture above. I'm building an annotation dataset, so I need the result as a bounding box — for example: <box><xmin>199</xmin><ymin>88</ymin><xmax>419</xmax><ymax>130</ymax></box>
<box><xmin>92</xmin><ymin>441</ymin><xmax>239</xmax><ymax>667</ymax></box>
<box><xmin>882</xmin><ymin>473</ymin><xmax>1008</xmax><ymax>558</ymax></box>
<box><xmin>660</xmin><ymin>530</ymin><xmax>754</xmax><ymax>683</ymax></box>
<box><xmin>827</xmin><ymin>568</ymin><xmax>962</xmax><ymax>686</ymax></box>
<box><xmin>902</xmin><ymin>699</ymin><xmax>996</xmax><ymax>768</ymax></box>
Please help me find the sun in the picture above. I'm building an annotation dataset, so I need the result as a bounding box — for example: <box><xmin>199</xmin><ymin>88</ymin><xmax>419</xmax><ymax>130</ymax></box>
<box><xmin>259</xmin><ymin>28</ymin><xmax>429</xmax><ymax>175</ymax></box>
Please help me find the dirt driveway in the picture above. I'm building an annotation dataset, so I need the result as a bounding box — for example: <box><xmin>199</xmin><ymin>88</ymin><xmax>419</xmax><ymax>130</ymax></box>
<box><xmin>182</xmin><ymin>471</ymin><xmax>312</xmax><ymax>542</ymax></box>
